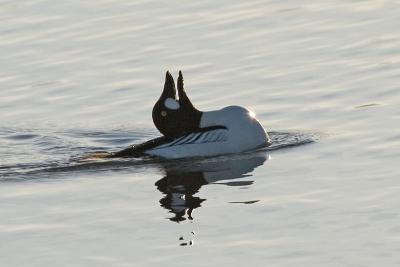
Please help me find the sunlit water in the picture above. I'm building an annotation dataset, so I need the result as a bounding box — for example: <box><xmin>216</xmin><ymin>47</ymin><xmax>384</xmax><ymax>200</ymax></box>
<box><xmin>1</xmin><ymin>0</ymin><xmax>400</xmax><ymax>266</ymax></box>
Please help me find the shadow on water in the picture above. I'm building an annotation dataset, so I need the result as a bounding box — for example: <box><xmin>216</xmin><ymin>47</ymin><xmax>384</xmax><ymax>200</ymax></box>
<box><xmin>155</xmin><ymin>152</ymin><xmax>268</xmax><ymax>222</ymax></box>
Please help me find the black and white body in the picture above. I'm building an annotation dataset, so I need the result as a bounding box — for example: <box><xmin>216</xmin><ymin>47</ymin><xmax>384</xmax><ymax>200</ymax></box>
<box><xmin>112</xmin><ymin>71</ymin><xmax>270</xmax><ymax>159</ymax></box>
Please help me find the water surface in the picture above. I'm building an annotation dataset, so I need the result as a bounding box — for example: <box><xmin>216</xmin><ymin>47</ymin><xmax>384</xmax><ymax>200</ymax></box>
<box><xmin>1</xmin><ymin>0</ymin><xmax>400</xmax><ymax>266</ymax></box>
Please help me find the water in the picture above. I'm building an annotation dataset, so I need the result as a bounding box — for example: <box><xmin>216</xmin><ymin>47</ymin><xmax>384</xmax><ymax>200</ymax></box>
<box><xmin>1</xmin><ymin>0</ymin><xmax>400</xmax><ymax>266</ymax></box>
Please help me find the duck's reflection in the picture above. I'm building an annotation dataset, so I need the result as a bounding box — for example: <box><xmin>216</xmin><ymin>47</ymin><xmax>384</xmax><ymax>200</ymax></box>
<box><xmin>155</xmin><ymin>152</ymin><xmax>268</xmax><ymax>222</ymax></box>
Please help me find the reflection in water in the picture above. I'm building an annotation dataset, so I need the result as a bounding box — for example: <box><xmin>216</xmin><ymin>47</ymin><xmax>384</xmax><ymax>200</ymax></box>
<box><xmin>156</xmin><ymin>171</ymin><xmax>206</xmax><ymax>222</ymax></box>
<box><xmin>155</xmin><ymin>152</ymin><xmax>268</xmax><ymax>222</ymax></box>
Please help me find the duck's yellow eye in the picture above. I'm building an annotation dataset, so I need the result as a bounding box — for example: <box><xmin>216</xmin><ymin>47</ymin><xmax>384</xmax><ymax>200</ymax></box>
<box><xmin>161</xmin><ymin>111</ymin><xmax>167</xmax><ymax>117</ymax></box>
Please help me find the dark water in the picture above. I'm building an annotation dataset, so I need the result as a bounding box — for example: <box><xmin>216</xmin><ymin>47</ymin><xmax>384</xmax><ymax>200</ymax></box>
<box><xmin>1</xmin><ymin>0</ymin><xmax>400</xmax><ymax>266</ymax></box>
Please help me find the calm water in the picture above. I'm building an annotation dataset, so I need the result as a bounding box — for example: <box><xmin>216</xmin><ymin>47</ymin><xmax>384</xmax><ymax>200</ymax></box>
<box><xmin>1</xmin><ymin>0</ymin><xmax>400</xmax><ymax>266</ymax></box>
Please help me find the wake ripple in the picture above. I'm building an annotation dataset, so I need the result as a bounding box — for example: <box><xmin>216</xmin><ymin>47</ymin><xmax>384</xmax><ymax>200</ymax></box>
<box><xmin>0</xmin><ymin>128</ymin><xmax>317</xmax><ymax>180</ymax></box>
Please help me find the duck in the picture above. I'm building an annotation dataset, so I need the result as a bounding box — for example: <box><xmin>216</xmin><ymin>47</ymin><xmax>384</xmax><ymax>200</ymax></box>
<box><xmin>110</xmin><ymin>71</ymin><xmax>271</xmax><ymax>159</ymax></box>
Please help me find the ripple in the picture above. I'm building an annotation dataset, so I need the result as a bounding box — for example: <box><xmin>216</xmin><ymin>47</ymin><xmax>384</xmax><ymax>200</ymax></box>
<box><xmin>4</xmin><ymin>133</ymin><xmax>39</xmax><ymax>140</ymax></box>
<box><xmin>0</xmin><ymin>126</ymin><xmax>316</xmax><ymax>179</ymax></box>
<box><xmin>266</xmin><ymin>131</ymin><xmax>317</xmax><ymax>151</ymax></box>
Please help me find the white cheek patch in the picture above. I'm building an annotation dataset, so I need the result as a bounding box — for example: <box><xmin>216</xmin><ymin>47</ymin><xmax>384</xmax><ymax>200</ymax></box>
<box><xmin>164</xmin><ymin>98</ymin><xmax>180</xmax><ymax>110</ymax></box>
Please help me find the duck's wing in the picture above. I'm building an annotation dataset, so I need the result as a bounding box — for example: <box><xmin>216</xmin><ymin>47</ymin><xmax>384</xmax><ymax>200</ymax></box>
<box><xmin>110</xmin><ymin>126</ymin><xmax>227</xmax><ymax>158</ymax></box>
<box><xmin>151</xmin><ymin>126</ymin><xmax>228</xmax><ymax>150</ymax></box>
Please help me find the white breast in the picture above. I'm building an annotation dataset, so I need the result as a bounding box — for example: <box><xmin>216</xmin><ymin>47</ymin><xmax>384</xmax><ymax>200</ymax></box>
<box><xmin>146</xmin><ymin>106</ymin><xmax>269</xmax><ymax>159</ymax></box>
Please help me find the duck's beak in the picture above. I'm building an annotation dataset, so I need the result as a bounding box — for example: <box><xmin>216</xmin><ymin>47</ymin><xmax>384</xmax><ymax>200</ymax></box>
<box><xmin>177</xmin><ymin>71</ymin><xmax>185</xmax><ymax>100</ymax></box>
<box><xmin>161</xmin><ymin>71</ymin><xmax>177</xmax><ymax>100</ymax></box>
<box><xmin>177</xmin><ymin>70</ymin><xmax>197</xmax><ymax>110</ymax></box>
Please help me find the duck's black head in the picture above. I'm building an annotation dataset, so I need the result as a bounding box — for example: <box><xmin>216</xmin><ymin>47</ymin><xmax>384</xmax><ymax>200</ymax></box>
<box><xmin>152</xmin><ymin>71</ymin><xmax>202</xmax><ymax>138</ymax></box>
